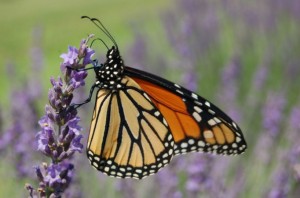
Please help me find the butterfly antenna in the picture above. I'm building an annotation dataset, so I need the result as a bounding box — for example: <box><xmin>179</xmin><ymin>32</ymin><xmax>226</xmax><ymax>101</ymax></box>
<box><xmin>82</xmin><ymin>16</ymin><xmax>118</xmax><ymax>49</ymax></box>
<box><xmin>91</xmin><ymin>38</ymin><xmax>109</xmax><ymax>50</ymax></box>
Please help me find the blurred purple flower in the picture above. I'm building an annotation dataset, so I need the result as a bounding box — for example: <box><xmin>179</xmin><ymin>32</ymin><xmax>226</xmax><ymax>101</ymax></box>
<box><xmin>0</xmin><ymin>107</ymin><xmax>2</xmax><ymax>133</ymax></box>
<box><xmin>157</xmin><ymin>167</ymin><xmax>182</xmax><ymax>198</ymax></box>
<box><xmin>225</xmin><ymin>168</ymin><xmax>246</xmax><ymax>198</ymax></box>
<box><xmin>27</xmin><ymin>35</ymin><xmax>94</xmax><ymax>197</ymax></box>
<box><xmin>267</xmin><ymin>167</ymin><xmax>290</xmax><ymax>198</ymax></box>
<box><xmin>115</xmin><ymin>180</ymin><xmax>137</xmax><ymax>198</ymax></box>
<box><xmin>0</xmin><ymin>27</ymin><xmax>46</xmax><ymax>179</ymax></box>
<box><xmin>287</xmin><ymin>106</ymin><xmax>300</xmax><ymax>183</ymax></box>
<box><xmin>254</xmin><ymin>66</ymin><xmax>269</xmax><ymax>90</ymax></box>
<box><xmin>127</xmin><ymin>31</ymin><xmax>147</xmax><ymax>70</ymax></box>
<box><xmin>185</xmin><ymin>155</ymin><xmax>221</xmax><ymax>198</ymax></box>
<box><xmin>255</xmin><ymin>91</ymin><xmax>286</xmax><ymax>165</ymax></box>
<box><xmin>163</xmin><ymin>0</ymin><xmax>219</xmax><ymax>67</ymax></box>
<box><xmin>289</xmin><ymin>107</ymin><xmax>300</xmax><ymax>135</ymax></box>
<box><xmin>218</xmin><ymin>56</ymin><xmax>242</xmax><ymax>122</ymax></box>
<box><xmin>0</xmin><ymin>88</ymin><xmax>40</xmax><ymax>178</ymax></box>
<box><xmin>262</xmin><ymin>92</ymin><xmax>286</xmax><ymax>137</ymax></box>
<box><xmin>181</xmin><ymin>70</ymin><xmax>198</xmax><ymax>92</ymax></box>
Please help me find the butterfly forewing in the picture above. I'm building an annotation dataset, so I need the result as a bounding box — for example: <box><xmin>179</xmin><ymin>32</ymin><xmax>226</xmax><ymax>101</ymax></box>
<box><xmin>125</xmin><ymin>67</ymin><xmax>247</xmax><ymax>156</ymax></box>
<box><xmin>87</xmin><ymin>76</ymin><xmax>174</xmax><ymax>179</ymax></box>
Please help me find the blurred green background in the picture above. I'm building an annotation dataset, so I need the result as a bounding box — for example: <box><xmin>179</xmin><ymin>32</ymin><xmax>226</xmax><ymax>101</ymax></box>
<box><xmin>1</xmin><ymin>0</ymin><xmax>300</xmax><ymax>197</ymax></box>
<box><xmin>0</xmin><ymin>0</ymin><xmax>171</xmax><ymax>105</ymax></box>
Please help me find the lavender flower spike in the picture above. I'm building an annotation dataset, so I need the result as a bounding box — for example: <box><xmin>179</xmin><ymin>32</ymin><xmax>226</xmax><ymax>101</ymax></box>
<box><xmin>26</xmin><ymin>35</ymin><xmax>94</xmax><ymax>197</ymax></box>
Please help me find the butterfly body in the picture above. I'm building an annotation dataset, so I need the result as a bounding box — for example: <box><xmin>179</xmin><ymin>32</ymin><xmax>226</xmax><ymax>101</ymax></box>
<box><xmin>94</xmin><ymin>47</ymin><xmax>124</xmax><ymax>89</ymax></box>
<box><xmin>79</xmin><ymin>16</ymin><xmax>247</xmax><ymax>180</ymax></box>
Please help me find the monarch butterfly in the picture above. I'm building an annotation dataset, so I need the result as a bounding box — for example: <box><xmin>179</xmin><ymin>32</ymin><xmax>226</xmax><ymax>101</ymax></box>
<box><xmin>74</xmin><ymin>16</ymin><xmax>247</xmax><ymax>179</ymax></box>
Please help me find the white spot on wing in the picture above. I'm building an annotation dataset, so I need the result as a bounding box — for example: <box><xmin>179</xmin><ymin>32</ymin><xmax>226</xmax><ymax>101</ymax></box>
<box><xmin>205</xmin><ymin>101</ymin><xmax>210</xmax><ymax>107</ymax></box>
<box><xmin>176</xmin><ymin>89</ymin><xmax>184</xmax><ymax>95</ymax></box>
<box><xmin>162</xmin><ymin>153</ymin><xmax>168</xmax><ymax>158</ymax></box>
<box><xmin>193</xmin><ymin>112</ymin><xmax>202</xmax><ymax>122</ymax></box>
<box><xmin>144</xmin><ymin>93</ymin><xmax>151</xmax><ymax>101</ymax></box>
<box><xmin>192</xmin><ymin>93</ymin><xmax>198</xmax><ymax>99</ymax></box>
<box><xmin>188</xmin><ymin>139</ymin><xmax>195</xmax><ymax>145</ymax></box>
<box><xmin>198</xmin><ymin>141</ymin><xmax>205</xmax><ymax>147</ymax></box>
<box><xmin>208</xmin><ymin>119</ymin><xmax>217</xmax><ymax>126</ymax></box>
<box><xmin>232</xmin><ymin>122</ymin><xmax>237</xmax><ymax>129</ymax></box>
<box><xmin>208</xmin><ymin>109</ymin><xmax>215</xmax><ymax>115</ymax></box>
<box><xmin>174</xmin><ymin>84</ymin><xmax>181</xmax><ymax>88</ymax></box>
<box><xmin>181</xmin><ymin>142</ymin><xmax>188</xmax><ymax>148</ymax></box>
<box><xmin>194</xmin><ymin>106</ymin><xmax>202</xmax><ymax>113</ymax></box>
<box><xmin>163</xmin><ymin>118</ymin><xmax>168</xmax><ymax>126</ymax></box>
<box><xmin>117</xmin><ymin>173</ymin><xmax>123</xmax><ymax>177</ymax></box>
<box><xmin>214</xmin><ymin>118</ymin><xmax>221</xmax><ymax>123</ymax></box>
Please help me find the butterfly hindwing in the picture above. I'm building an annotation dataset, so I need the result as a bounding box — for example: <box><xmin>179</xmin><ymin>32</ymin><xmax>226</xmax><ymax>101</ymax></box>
<box><xmin>125</xmin><ymin>66</ymin><xmax>247</xmax><ymax>156</ymax></box>
<box><xmin>87</xmin><ymin>76</ymin><xmax>174</xmax><ymax>179</ymax></box>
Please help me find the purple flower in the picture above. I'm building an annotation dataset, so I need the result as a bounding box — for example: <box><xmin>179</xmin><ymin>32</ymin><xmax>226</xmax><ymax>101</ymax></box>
<box><xmin>27</xmin><ymin>35</ymin><xmax>94</xmax><ymax>197</ymax></box>
<box><xmin>34</xmin><ymin>162</ymin><xmax>74</xmax><ymax>197</ymax></box>
<box><xmin>267</xmin><ymin>168</ymin><xmax>290</xmax><ymax>198</ymax></box>
<box><xmin>181</xmin><ymin>70</ymin><xmax>198</xmax><ymax>92</ymax></box>
<box><xmin>157</xmin><ymin>166</ymin><xmax>182</xmax><ymax>198</ymax></box>
<box><xmin>254</xmin><ymin>65</ymin><xmax>269</xmax><ymax>90</ymax></box>
<box><xmin>185</xmin><ymin>155</ymin><xmax>216</xmax><ymax>197</ymax></box>
<box><xmin>218</xmin><ymin>56</ymin><xmax>242</xmax><ymax>122</ymax></box>
<box><xmin>0</xmin><ymin>90</ymin><xmax>40</xmax><ymax>178</ymax></box>
<box><xmin>83</xmin><ymin>47</ymin><xmax>95</xmax><ymax>65</ymax></box>
<box><xmin>289</xmin><ymin>107</ymin><xmax>300</xmax><ymax>134</ymax></box>
<box><xmin>0</xmin><ymin>28</ymin><xmax>46</xmax><ymax>179</ymax></box>
<box><xmin>262</xmin><ymin>92</ymin><xmax>286</xmax><ymax>137</ymax></box>
<box><xmin>287</xmin><ymin>106</ymin><xmax>300</xmax><ymax>182</ymax></box>
<box><xmin>254</xmin><ymin>91</ymin><xmax>286</xmax><ymax>165</ymax></box>
<box><xmin>115</xmin><ymin>180</ymin><xmax>137</xmax><ymax>198</ymax></box>
<box><xmin>60</xmin><ymin>46</ymin><xmax>79</xmax><ymax>66</ymax></box>
<box><xmin>126</xmin><ymin>31</ymin><xmax>147</xmax><ymax>70</ymax></box>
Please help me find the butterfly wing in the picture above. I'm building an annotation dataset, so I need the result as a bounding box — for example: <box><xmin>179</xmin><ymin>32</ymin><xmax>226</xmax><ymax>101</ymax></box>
<box><xmin>87</xmin><ymin>76</ymin><xmax>174</xmax><ymax>179</ymax></box>
<box><xmin>124</xmin><ymin>66</ymin><xmax>247</xmax><ymax>156</ymax></box>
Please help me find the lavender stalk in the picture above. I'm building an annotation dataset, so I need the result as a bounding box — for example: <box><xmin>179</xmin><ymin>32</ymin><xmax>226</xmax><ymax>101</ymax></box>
<box><xmin>26</xmin><ymin>35</ymin><xmax>94</xmax><ymax>197</ymax></box>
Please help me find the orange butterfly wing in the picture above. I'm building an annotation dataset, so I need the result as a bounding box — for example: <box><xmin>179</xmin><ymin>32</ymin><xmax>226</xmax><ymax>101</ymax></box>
<box><xmin>125</xmin><ymin>67</ymin><xmax>247</xmax><ymax>156</ymax></box>
<box><xmin>132</xmin><ymin>77</ymin><xmax>201</xmax><ymax>142</ymax></box>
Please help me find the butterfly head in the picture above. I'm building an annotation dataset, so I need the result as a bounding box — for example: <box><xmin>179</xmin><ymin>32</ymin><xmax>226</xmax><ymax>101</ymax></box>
<box><xmin>95</xmin><ymin>46</ymin><xmax>125</xmax><ymax>89</ymax></box>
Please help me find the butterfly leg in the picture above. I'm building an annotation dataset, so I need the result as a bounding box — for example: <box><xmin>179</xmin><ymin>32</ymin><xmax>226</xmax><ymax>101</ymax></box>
<box><xmin>66</xmin><ymin>59</ymin><xmax>101</xmax><ymax>72</ymax></box>
<box><xmin>66</xmin><ymin>65</ymin><xmax>95</xmax><ymax>72</ymax></box>
<box><xmin>71</xmin><ymin>83</ymin><xmax>98</xmax><ymax>109</ymax></box>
